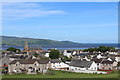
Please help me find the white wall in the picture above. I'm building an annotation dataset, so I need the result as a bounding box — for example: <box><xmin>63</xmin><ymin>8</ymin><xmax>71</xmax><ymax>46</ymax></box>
<box><xmin>51</xmin><ymin>62</ymin><xmax>69</xmax><ymax>69</ymax></box>
<box><xmin>63</xmin><ymin>50</ymin><xmax>72</xmax><ymax>58</ymax></box>
<box><xmin>69</xmin><ymin>62</ymin><xmax>97</xmax><ymax>71</ymax></box>
<box><xmin>88</xmin><ymin>62</ymin><xmax>97</xmax><ymax>70</ymax></box>
<box><xmin>44</xmin><ymin>53</ymin><xmax>49</xmax><ymax>57</ymax></box>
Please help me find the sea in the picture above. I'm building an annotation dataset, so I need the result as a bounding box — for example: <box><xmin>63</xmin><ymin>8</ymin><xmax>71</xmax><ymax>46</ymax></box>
<box><xmin>0</xmin><ymin>43</ymin><xmax>119</xmax><ymax>50</ymax></box>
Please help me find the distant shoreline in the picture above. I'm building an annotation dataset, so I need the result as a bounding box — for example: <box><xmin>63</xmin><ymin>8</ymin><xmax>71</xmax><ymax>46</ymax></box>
<box><xmin>1</xmin><ymin>44</ymin><xmax>119</xmax><ymax>50</ymax></box>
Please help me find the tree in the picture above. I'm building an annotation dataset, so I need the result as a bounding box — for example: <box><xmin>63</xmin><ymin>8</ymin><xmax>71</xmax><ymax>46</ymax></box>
<box><xmin>34</xmin><ymin>52</ymin><xmax>39</xmax><ymax>58</ymax></box>
<box><xmin>49</xmin><ymin>49</ymin><xmax>60</xmax><ymax>59</ymax></box>
<box><xmin>82</xmin><ymin>46</ymin><xmax>115</xmax><ymax>53</ymax></box>
<box><xmin>6</xmin><ymin>47</ymin><xmax>21</xmax><ymax>52</ymax></box>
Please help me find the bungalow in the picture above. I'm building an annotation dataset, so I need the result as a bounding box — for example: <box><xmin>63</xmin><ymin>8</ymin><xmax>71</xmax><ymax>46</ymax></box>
<box><xmin>50</xmin><ymin>59</ymin><xmax>69</xmax><ymax>69</ymax></box>
<box><xmin>69</xmin><ymin>59</ymin><xmax>97</xmax><ymax>71</ymax></box>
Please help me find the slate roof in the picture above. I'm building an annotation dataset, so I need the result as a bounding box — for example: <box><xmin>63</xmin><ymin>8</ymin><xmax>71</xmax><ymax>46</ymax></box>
<box><xmin>110</xmin><ymin>49</ymin><xmax>120</xmax><ymax>52</ymax></box>
<box><xmin>9</xmin><ymin>55</ymin><xmax>20</xmax><ymax>58</ymax></box>
<box><xmin>2</xmin><ymin>56</ymin><xmax>12</xmax><ymax>65</ymax></box>
<box><xmin>69</xmin><ymin>59</ymin><xmax>93</xmax><ymax>68</ymax></box>
<box><xmin>101</xmin><ymin>60</ymin><xmax>114</xmax><ymax>64</ymax></box>
<box><xmin>91</xmin><ymin>58</ymin><xmax>103</xmax><ymax>63</ymax></box>
<box><xmin>67</xmin><ymin>51</ymin><xmax>72</xmax><ymax>53</ymax></box>
<box><xmin>50</xmin><ymin>59</ymin><xmax>61</xmax><ymax>63</ymax></box>
<box><xmin>10</xmin><ymin>59</ymin><xmax>49</xmax><ymax>64</ymax></box>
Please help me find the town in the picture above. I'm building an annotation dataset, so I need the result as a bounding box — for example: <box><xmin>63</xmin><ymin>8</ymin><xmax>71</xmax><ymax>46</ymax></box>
<box><xmin>0</xmin><ymin>41</ymin><xmax>120</xmax><ymax>76</ymax></box>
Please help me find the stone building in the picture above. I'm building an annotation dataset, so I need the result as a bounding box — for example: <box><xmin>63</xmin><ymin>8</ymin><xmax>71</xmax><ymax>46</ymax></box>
<box><xmin>8</xmin><ymin>59</ymin><xmax>50</xmax><ymax>74</ymax></box>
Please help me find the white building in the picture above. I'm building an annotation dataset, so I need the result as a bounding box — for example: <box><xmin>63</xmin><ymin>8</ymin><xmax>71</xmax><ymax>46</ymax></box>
<box><xmin>50</xmin><ymin>59</ymin><xmax>69</xmax><ymax>69</ymax></box>
<box><xmin>63</xmin><ymin>50</ymin><xmax>72</xmax><ymax>58</ymax></box>
<box><xmin>69</xmin><ymin>59</ymin><xmax>97</xmax><ymax>71</ymax></box>
<box><xmin>97</xmin><ymin>54</ymin><xmax>103</xmax><ymax>59</ymax></box>
<box><xmin>44</xmin><ymin>52</ymin><xmax>50</xmax><ymax>57</ymax></box>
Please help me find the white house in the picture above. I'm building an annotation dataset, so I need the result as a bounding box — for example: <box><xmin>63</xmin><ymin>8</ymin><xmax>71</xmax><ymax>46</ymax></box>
<box><xmin>69</xmin><ymin>59</ymin><xmax>97</xmax><ymax>71</ymax></box>
<box><xmin>108</xmin><ymin>49</ymin><xmax>119</xmax><ymax>55</ymax></box>
<box><xmin>50</xmin><ymin>59</ymin><xmax>69</xmax><ymax>69</ymax></box>
<box><xmin>44</xmin><ymin>51</ymin><xmax>50</xmax><ymax>57</ymax></box>
<box><xmin>72</xmin><ymin>51</ymin><xmax>77</xmax><ymax>55</ymax></box>
<box><xmin>63</xmin><ymin>50</ymin><xmax>72</xmax><ymax>58</ymax></box>
<box><xmin>115</xmin><ymin>56</ymin><xmax>120</xmax><ymax>62</ymax></box>
<box><xmin>97</xmin><ymin>54</ymin><xmax>103</xmax><ymax>59</ymax></box>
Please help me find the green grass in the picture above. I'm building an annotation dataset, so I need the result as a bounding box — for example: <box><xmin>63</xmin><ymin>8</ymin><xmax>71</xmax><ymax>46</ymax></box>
<box><xmin>2</xmin><ymin>70</ymin><xmax>118</xmax><ymax>78</ymax></box>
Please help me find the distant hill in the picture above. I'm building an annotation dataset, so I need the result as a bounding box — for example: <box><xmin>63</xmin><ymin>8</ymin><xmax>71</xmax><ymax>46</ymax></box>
<box><xmin>1</xmin><ymin>36</ymin><xmax>118</xmax><ymax>48</ymax></box>
<box><xmin>1</xmin><ymin>36</ymin><xmax>82</xmax><ymax>46</ymax></box>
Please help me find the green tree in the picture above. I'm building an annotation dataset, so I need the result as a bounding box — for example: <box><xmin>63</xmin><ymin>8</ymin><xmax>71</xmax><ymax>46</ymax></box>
<box><xmin>34</xmin><ymin>52</ymin><xmax>39</xmax><ymax>58</ymax></box>
<box><xmin>6</xmin><ymin>47</ymin><xmax>21</xmax><ymax>52</ymax></box>
<box><xmin>82</xmin><ymin>46</ymin><xmax>115</xmax><ymax>53</ymax></box>
<box><xmin>49</xmin><ymin>49</ymin><xmax>60</xmax><ymax>59</ymax></box>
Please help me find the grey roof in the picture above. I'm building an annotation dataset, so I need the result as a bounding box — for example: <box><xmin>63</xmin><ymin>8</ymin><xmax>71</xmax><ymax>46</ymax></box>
<box><xmin>2</xmin><ymin>56</ymin><xmax>12</xmax><ymax>65</ymax></box>
<box><xmin>110</xmin><ymin>49</ymin><xmax>120</xmax><ymax>52</ymax></box>
<box><xmin>69</xmin><ymin>59</ymin><xmax>93</xmax><ymax>68</ymax></box>
<box><xmin>50</xmin><ymin>59</ymin><xmax>61</xmax><ymax>63</ymax></box>
<box><xmin>9</xmin><ymin>55</ymin><xmax>20</xmax><ymax>58</ymax></box>
<box><xmin>10</xmin><ymin>59</ymin><xmax>49</xmax><ymax>64</ymax></box>
<box><xmin>67</xmin><ymin>51</ymin><xmax>73</xmax><ymax>53</ymax></box>
<box><xmin>101</xmin><ymin>60</ymin><xmax>114</xmax><ymax>64</ymax></box>
<box><xmin>91</xmin><ymin>58</ymin><xmax>103</xmax><ymax>63</ymax></box>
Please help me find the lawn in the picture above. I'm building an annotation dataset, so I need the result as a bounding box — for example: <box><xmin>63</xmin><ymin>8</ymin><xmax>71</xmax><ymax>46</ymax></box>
<box><xmin>2</xmin><ymin>70</ymin><xmax>118</xmax><ymax>78</ymax></box>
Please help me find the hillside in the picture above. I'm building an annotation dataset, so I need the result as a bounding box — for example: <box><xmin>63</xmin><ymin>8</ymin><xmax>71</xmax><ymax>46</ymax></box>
<box><xmin>1</xmin><ymin>36</ymin><xmax>118</xmax><ymax>48</ymax></box>
<box><xmin>1</xmin><ymin>36</ymin><xmax>81</xmax><ymax>46</ymax></box>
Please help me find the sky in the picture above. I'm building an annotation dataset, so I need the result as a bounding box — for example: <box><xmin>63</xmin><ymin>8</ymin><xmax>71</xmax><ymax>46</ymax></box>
<box><xmin>2</xmin><ymin>2</ymin><xmax>118</xmax><ymax>43</ymax></box>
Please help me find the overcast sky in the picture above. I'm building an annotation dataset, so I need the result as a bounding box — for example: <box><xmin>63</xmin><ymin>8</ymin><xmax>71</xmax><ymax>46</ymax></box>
<box><xmin>2</xmin><ymin>2</ymin><xmax>118</xmax><ymax>43</ymax></box>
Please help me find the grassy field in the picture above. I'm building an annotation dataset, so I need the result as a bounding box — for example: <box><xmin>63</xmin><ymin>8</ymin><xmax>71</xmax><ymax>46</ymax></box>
<box><xmin>2</xmin><ymin>70</ymin><xmax>118</xmax><ymax>78</ymax></box>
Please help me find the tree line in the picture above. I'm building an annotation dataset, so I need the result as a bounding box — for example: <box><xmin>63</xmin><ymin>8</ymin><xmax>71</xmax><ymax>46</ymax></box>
<box><xmin>83</xmin><ymin>46</ymin><xmax>115</xmax><ymax>52</ymax></box>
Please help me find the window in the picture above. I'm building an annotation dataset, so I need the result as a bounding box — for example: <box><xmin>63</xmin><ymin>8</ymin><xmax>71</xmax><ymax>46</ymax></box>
<box><xmin>94</xmin><ymin>67</ymin><xmax>96</xmax><ymax>70</ymax></box>
<box><xmin>35</xmin><ymin>63</ymin><xmax>38</xmax><ymax>66</ymax></box>
<box><xmin>86</xmin><ymin>68</ymin><xmax>88</xmax><ymax>70</ymax></box>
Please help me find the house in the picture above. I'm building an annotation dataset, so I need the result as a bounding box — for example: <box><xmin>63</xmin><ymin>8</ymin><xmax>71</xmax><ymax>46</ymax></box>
<box><xmin>69</xmin><ymin>59</ymin><xmax>97</xmax><ymax>71</ymax></box>
<box><xmin>2</xmin><ymin>55</ymin><xmax>12</xmax><ymax>66</ymax></box>
<box><xmin>91</xmin><ymin>58</ymin><xmax>103</xmax><ymax>69</ymax></box>
<box><xmin>108</xmin><ymin>49</ymin><xmax>119</xmax><ymax>55</ymax></box>
<box><xmin>115</xmin><ymin>55</ymin><xmax>120</xmax><ymax>62</ymax></box>
<box><xmin>44</xmin><ymin>51</ymin><xmax>50</xmax><ymax>57</ymax></box>
<box><xmin>9</xmin><ymin>55</ymin><xmax>20</xmax><ymax>61</ymax></box>
<box><xmin>8</xmin><ymin>59</ymin><xmax>50</xmax><ymax>74</ymax></box>
<box><xmin>99</xmin><ymin>59</ymin><xmax>118</xmax><ymax>70</ymax></box>
<box><xmin>63</xmin><ymin>50</ymin><xmax>72</xmax><ymax>58</ymax></box>
<box><xmin>65</xmin><ymin>60</ymin><xmax>72</xmax><ymax>64</ymax></box>
<box><xmin>50</xmin><ymin>59</ymin><xmax>69</xmax><ymax>69</ymax></box>
<box><xmin>97</xmin><ymin>54</ymin><xmax>103</xmax><ymax>59</ymax></box>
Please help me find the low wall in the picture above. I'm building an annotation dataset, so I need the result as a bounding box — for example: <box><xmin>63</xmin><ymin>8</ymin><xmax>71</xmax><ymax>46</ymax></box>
<box><xmin>54</xmin><ymin>69</ymin><xmax>107</xmax><ymax>74</ymax></box>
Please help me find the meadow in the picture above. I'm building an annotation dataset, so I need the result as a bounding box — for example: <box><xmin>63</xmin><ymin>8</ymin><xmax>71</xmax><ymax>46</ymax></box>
<box><xmin>2</xmin><ymin>70</ymin><xmax>118</xmax><ymax>78</ymax></box>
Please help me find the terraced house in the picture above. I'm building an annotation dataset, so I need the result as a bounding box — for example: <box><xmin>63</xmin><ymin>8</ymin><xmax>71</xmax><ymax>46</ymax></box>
<box><xmin>8</xmin><ymin>59</ymin><xmax>50</xmax><ymax>74</ymax></box>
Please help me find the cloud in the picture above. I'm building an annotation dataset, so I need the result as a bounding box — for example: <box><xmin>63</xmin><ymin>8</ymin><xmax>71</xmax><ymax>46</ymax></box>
<box><xmin>2</xmin><ymin>2</ymin><xmax>66</xmax><ymax>20</ymax></box>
